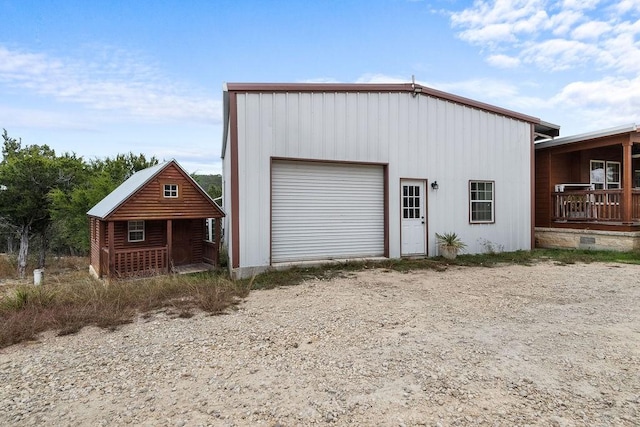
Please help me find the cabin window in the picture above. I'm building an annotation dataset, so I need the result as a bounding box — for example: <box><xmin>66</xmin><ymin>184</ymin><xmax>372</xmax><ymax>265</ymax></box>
<box><xmin>469</xmin><ymin>181</ymin><xmax>494</xmax><ymax>223</ymax></box>
<box><xmin>164</xmin><ymin>184</ymin><xmax>178</xmax><ymax>198</ymax></box>
<box><xmin>590</xmin><ymin>160</ymin><xmax>620</xmax><ymax>189</ymax></box>
<box><xmin>128</xmin><ymin>220</ymin><xmax>145</xmax><ymax>242</ymax></box>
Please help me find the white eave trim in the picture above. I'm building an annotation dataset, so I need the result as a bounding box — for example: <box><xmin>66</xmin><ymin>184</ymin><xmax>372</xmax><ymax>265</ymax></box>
<box><xmin>535</xmin><ymin>123</ymin><xmax>638</xmax><ymax>150</ymax></box>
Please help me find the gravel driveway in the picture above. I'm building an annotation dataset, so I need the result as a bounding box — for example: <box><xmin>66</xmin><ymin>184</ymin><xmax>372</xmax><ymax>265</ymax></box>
<box><xmin>1</xmin><ymin>262</ymin><xmax>639</xmax><ymax>426</ymax></box>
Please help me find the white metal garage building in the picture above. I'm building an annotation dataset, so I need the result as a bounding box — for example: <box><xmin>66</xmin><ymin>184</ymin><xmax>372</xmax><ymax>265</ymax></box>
<box><xmin>221</xmin><ymin>83</ymin><xmax>559</xmax><ymax>279</ymax></box>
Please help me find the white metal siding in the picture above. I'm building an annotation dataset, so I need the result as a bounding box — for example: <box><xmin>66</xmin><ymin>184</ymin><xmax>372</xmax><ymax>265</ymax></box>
<box><xmin>232</xmin><ymin>91</ymin><xmax>532</xmax><ymax>275</ymax></box>
<box><xmin>272</xmin><ymin>160</ymin><xmax>384</xmax><ymax>263</ymax></box>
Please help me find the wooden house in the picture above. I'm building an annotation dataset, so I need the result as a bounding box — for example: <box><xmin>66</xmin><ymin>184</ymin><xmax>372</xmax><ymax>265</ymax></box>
<box><xmin>221</xmin><ymin>82</ymin><xmax>559</xmax><ymax>278</ymax></box>
<box><xmin>87</xmin><ymin>160</ymin><xmax>225</xmax><ymax>279</ymax></box>
<box><xmin>535</xmin><ymin>124</ymin><xmax>640</xmax><ymax>250</ymax></box>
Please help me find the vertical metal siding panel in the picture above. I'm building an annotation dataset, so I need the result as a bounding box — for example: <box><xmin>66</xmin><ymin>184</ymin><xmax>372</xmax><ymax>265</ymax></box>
<box><xmin>367</xmin><ymin>93</ymin><xmax>379</xmax><ymax>163</ymax></box>
<box><xmin>236</xmin><ymin>94</ymin><xmax>247</xmax><ymax>267</ymax></box>
<box><xmin>346</xmin><ymin>93</ymin><xmax>359</xmax><ymax>160</ymax></box>
<box><xmin>298</xmin><ymin>93</ymin><xmax>311</xmax><ymax>157</ymax></box>
<box><xmin>273</xmin><ymin>93</ymin><xmax>288</xmax><ymax>156</ymax></box>
<box><xmin>311</xmin><ymin>93</ymin><xmax>324</xmax><ymax>159</ymax></box>
<box><xmin>222</xmin><ymin>130</ymin><xmax>232</xmax><ymax>254</ymax></box>
<box><xmin>334</xmin><ymin>93</ymin><xmax>347</xmax><ymax>160</ymax></box>
<box><xmin>286</xmin><ymin>93</ymin><xmax>299</xmax><ymax>157</ymax></box>
<box><xmin>323</xmin><ymin>92</ymin><xmax>336</xmax><ymax>159</ymax></box>
<box><xmin>239</xmin><ymin>94</ymin><xmax>261</xmax><ymax>267</ymax></box>
<box><xmin>258</xmin><ymin>93</ymin><xmax>274</xmax><ymax>266</ymax></box>
<box><xmin>236</xmin><ymin>93</ymin><xmax>275</xmax><ymax>268</ymax></box>
<box><xmin>387</xmin><ymin>93</ymin><xmax>401</xmax><ymax>258</ymax></box>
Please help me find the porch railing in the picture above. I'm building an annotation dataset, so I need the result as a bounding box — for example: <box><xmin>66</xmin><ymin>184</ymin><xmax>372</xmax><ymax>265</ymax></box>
<box><xmin>633</xmin><ymin>190</ymin><xmax>640</xmax><ymax>221</ymax></box>
<box><xmin>101</xmin><ymin>246</ymin><xmax>168</xmax><ymax>278</ymax></box>
<box><xmin>553</xmin><ymin>189</ymin><xmax>624</xmax><ymax>222</ymax></box>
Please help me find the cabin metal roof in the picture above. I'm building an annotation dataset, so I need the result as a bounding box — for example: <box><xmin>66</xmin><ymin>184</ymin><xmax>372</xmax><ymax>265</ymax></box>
<box><xmin>87</xmin><ymin>159</ymin><xmax>224</xmax><ymax>220</ymax></box>
<box><xmin>87</xmin><ymin>162</ymin><xmax>169</xmax><ymax>219</ymax></box>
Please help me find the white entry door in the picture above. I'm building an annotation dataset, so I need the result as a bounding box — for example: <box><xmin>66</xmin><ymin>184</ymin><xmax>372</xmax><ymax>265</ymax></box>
<box><xmin>401</xmin><ymin>180</ymin><xmax>426</xmax><ymax>256</ymax></box>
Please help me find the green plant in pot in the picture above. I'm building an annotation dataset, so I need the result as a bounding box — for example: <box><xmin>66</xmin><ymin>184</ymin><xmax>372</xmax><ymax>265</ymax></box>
<box><xmin>435</xmin><ymin>232</ymin><xmax>466</xmax><ymax>260</ymax></box>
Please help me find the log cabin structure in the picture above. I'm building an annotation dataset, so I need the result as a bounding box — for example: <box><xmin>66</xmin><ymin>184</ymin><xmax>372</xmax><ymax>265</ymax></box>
<box><xmin>535</xmin><ymin>124</ymin><xmax>640</xmax><ymax>250</ymax></box>
<box><xmin>87</xmin><ymin>160</ymin><xmax>225</xmax><ymax>279</ymax></box>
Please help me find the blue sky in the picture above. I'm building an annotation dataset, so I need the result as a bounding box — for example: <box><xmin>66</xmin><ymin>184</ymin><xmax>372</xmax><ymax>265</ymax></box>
<box><xmin>2</xmin><ymin>0</ymin><xmax>640</xmax><ymax>174</ymax></box>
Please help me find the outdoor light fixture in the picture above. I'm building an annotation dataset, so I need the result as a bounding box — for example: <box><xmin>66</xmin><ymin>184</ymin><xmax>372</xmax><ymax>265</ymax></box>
<box><xmin>431</xmin><ymin>181</ymin><xmax>439</xmax><ymax>190</ymax></box>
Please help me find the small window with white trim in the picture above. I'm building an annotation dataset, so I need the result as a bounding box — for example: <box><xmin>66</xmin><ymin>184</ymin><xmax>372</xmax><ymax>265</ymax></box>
<box><xmin>164</xmin><ymin>184</ymin><xmax>178</xmax><ymax>198</ymax></box>
<box><xmin>469</xmin><ymin>181</ymin><xmax>494</xmax><ymax>223</ymax></box>
<box><xmin>128</xmin><ymin>220</ymin><xmax>145</xmax><ymax>242</ymax></box>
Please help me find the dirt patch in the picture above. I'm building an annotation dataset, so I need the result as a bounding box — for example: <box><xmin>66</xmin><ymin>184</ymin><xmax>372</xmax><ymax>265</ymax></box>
<box><xmin>1</xmin><ymin>262</ymin><xmax>639</xmax><ymax>426</ymax></box>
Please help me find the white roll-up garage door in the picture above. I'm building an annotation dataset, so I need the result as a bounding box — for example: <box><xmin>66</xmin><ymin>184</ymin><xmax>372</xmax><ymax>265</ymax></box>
<box><xmin>272</xmin><ymin>160</ymin><xmax>385</xmax><ymax>263</ymax></box>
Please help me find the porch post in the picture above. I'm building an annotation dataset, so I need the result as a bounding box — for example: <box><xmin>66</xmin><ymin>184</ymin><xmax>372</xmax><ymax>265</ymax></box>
<box><xmin>167</xmin><ymin>219</ymin><xmax>173</xmax><ymax>273</ymax></box>
<box><xmin>216</xmin><ymin>217</ymin><xmax>222</xmax><ymax>267</ymax></box>
<box><xmin>107</xmin><ymin>221</ymin><xmax>115</xmax><ymax>277</ymax></box>
<box><xmin>623</xmin><ymin>139</ymin><xmax>633</xmax><ymax>224</ymax></box>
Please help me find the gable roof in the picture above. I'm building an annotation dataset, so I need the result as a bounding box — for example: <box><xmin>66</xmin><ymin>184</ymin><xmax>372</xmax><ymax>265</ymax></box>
<box><xmin>87</xmin><ymin>159</ymin><xmax>224</xmax><ymax>219</ymax></box>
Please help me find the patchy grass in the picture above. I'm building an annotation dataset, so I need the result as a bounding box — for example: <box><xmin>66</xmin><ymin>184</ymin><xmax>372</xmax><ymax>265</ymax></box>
<box><xmin>2</xmin><ymin>248</ymin><xmax>639</xmax><ymax>348</ymax></box>
<box><xmin>0</xmin><ymin>260</ymin><xmax>249</xmax><ymax>348</ymax></box>
<box><xmin>0</xmin><ymin>254</ymin><xmax>16</xmax><ymax>279</ymax></box>
<box><xmin>247</xmin><ymin>248</ymin><xmax>640</xmax><ymax>289</ymax></box>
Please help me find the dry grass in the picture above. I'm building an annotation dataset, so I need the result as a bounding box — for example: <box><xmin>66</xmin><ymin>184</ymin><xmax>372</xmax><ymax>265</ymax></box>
<box><xmin>2</xmin><ymin>248</ymin><xmax>639</xmax><ymax>349</ymax></box>
<box><xmin>0</xmin><ymin>258</ymin><xmax>250</xmax><ymax>348</ymax></box>
<box><xmin>0</xmin><ymin>254</ymin><xmax>16</xmax><ymax>279</ymax></box>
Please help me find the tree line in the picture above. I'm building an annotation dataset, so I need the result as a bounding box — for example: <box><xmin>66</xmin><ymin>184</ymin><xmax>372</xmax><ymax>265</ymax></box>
<box><xmin>0</xmin><ymin>129</ymin><xmax>221</xmax><ymax>278</ymax></box>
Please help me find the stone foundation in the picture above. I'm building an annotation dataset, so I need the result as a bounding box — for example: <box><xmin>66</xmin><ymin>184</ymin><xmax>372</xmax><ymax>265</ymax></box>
<box><xmin>535</xmin><ymin>227</ymin><xmax>640</xmax><ymax>251</ymax></box>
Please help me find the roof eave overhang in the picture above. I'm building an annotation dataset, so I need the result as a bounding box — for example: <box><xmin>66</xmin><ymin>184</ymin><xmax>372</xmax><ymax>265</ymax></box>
<box><xmin>535</xmin><ymin>123</ymin><xmax>638</xmax><ymax>150</ymax></box>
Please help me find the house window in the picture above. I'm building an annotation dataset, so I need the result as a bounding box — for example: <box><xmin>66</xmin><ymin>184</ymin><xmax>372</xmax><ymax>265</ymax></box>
<box><xmin>128</xmin><ymin>220</ymin><xmax>145</xmax><ymax>242</ymax></box>
<box><xmin>164</xmin><ymin>184</ymin><xmax>178</xmax><ymax>198</ymax></box>
<box><xmin>469</xmin><ymin>181</ymin><xmax>494</xmax><ymax>223</ymax></box>
<box><xmin>590</xmin><ymin>160</ymin><xmax>620</xmax><ymax>189</ymax></box>
<box><xmin>402</xmin><ymin>184</ymin><xmax>421</xmax><ymax>219</ymax></box>
<box><xmin>635</xmin><ymin>170</ymin><xmax>640</xmax><ymax>188</ymax></box>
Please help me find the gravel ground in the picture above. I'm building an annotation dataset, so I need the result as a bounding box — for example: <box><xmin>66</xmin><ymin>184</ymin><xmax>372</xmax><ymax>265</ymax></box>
<box><xmin>1</xmin><ymin>261</ymin><xmax>639</xmax><ymax>426</ymax></box>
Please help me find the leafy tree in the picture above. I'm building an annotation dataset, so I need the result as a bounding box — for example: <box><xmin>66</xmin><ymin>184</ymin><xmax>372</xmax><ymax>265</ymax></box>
<box><xmin>192</xmin><ymin>174</ymin><xmax>222</xmax><ymax>200</ymax></box>
<box><xmin>50</xmin><ymin>153</ymin><xmax>159</xmax><ymax>256</ymax></box>
<box><xmin>0</xmin><ymin>130</ymin><xmax>66</xmax><ymax>277</ymax></box>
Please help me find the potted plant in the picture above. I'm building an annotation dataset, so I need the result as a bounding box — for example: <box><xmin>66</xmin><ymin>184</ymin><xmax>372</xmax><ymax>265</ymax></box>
<box><xmin>435</xmin><ymin>232</ymin><xmax>466</xmax><ymax>260</ymax></box>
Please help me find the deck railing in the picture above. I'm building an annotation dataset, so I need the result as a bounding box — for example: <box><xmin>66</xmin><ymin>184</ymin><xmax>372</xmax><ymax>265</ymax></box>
<box><xmin>553</xmin><ymin>189</ymin><xmax>624</xmax><ymax>222</ymax></box>
<box><xmin>101</xmin><ymin>246</ymin><xmax>168</xmax><ymax>278</ymax></box>
<box><xmin>633</xmin><ymin>190</ymin><xmax>640</xmax><ymax>221</ymax></box>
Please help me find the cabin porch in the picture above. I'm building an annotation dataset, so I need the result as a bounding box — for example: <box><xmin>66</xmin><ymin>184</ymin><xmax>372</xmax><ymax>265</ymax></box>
<box><xmin>95</xmin><ymin>218</ymin><xmax>222</xmax><ymax>279</ymax></box>
<box><xmin>99</xmin><ymin>238</ymin><xmax>220</xmax><ymax>278</ymax></box>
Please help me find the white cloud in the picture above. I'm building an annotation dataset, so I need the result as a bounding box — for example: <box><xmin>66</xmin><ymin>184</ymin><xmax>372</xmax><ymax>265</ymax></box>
<box><xmin>571</xmin><ymin>20</ymin><xmax>612</xmax><ymax>39</ymax></box>
<box><xmin>486</xmin><ymin>54</ymin><xmax>521</xmax><ymax>68</ymax></box>
<box><xmin>355</xmin><ymin>73</ymin><xmax>410</xmax><ymax>84</ymax></box>
<box><xmin>451</xmin><ymin>0</ymin><xmax>550</xmax><ymax>45</ymax></box>
<box><xmin>298</xmin><ymin>77</ymin><xmax>341</xmax><ymax>83</ymax></box>
<box><xmin>0</xmin><ymin>45</ymin><xmax>221</xmax><ymax>124</ymax></box>
<box><xmin>561</xmin><ymin>0</ymin><xmax>601</xmax><ymax>11</ymax></box>
<box><xmin>615</xmin><ymin>0</ymin><xmax>640</xmax><ymax>13</ymax></box>
<box><xmin>520</xmin><ymin>38</ymin><xmax>603</xmax><ymax>70</ymax></box>
<box><xmin>0</xmin><ymin>105</ymin><xmax>100</xmax><ymax>131</ymax></box>
<box><xmin>549</xmin><ymin>75</ymin><xmax>640</xmax><ymax>129</ymax></box>
<box><xmin>449</xmin><ymin>0</ymin><xmax>640</xmax><ymax>73</ymax></box>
